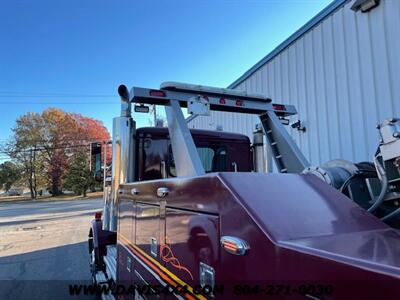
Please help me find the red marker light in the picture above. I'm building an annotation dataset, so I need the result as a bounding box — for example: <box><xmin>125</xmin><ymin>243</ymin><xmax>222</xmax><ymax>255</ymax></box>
<box><xmin>219</xmin><ymin>98</ymin><xmax>226</xmax><ymax>104</ymax></box>
<box><xmin>273</xmin><ymin>104</ymin><xmax>286</xmax><ymax>111</ymax></box>
<box><xmin>149</xmin><ymin>90</ymin><xmax>166</xmax><ymax>97</ymax></box>
<box><xmin>95</xmin><ymin>211</ymin><xmax>102</xmax><ymax>221</ymax></box>
<box><xmin>235</xmin><ymin>100</ymin><xmax>243</xmax><ymax>107</ymax></box>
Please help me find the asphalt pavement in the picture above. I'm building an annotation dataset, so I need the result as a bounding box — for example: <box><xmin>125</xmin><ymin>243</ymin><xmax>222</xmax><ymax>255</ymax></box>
<box><xmin>0</xmin><ymin>198</ymin><xmax>103</xmax><ymax>299</ymax></box>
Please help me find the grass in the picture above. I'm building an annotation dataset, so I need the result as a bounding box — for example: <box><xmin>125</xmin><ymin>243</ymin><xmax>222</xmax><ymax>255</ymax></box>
<box><xmin>0</xmin><ymin>191</ymin><xmax>103</xmax><ymax>203</ymax></box>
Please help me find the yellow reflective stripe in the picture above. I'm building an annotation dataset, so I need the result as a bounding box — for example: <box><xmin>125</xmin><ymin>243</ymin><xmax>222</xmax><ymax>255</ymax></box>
<box><xmin>118</xmin><ymin>233</ymin><xmax>207</xmax><ymax>300</ymax></box>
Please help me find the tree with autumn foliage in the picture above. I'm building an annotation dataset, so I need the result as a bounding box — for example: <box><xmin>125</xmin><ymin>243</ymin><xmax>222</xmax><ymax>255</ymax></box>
<box><xmin>38</xmin><ymin>109</ymin><xmax>82</xmax><ymax>195</ymax></box>
<box><xmin>73</xmin><ymin>113</ymin><xmax>112</xmax><ymax>164</ymax></box>
<box><xmin>5</xmin><ymin>108</ymin><xmax>110</xmax><ymax>197</ymax></box>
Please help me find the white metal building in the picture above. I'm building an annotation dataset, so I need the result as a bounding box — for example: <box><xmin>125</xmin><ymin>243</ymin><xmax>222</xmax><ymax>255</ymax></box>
<box><xmin>187</xmin><ymin>0</ymin><xmax>400</xmax><ymax>168</ymax></box>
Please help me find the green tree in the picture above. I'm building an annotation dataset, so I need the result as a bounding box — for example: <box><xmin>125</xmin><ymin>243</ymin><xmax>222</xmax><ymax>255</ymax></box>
<box><xmin>5</xmin><ymin>112</ymin><xmax>43</xmax><ymax>198</ymax></box>
<box><xmin>63</xmin><ymin>152</ymin><xmax>94</xmax><ymax>197</ymax></box>
<box><xmin>0</xmin><ymin>161</ymin><xmax>22</xmax><ymax>192</ymax></box>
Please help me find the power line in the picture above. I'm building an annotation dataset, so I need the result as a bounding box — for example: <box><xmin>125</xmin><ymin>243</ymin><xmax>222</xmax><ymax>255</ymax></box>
<box><xmin>0</xmin><ymin>143</ymin><xmax>110</xmax><ymax>153</ymax></box>
<box><xmin>0</xmin><ymin>90</ymin><xmax>119</xmax><ymax>104</ymax></box>
<box><xmin>0</xmin><ymin>143</ymin><xmax>100</xmax><ymax>155</ymax></box>
<box><xmin>0</xmin><ymin>136</ymin><xmax>110</xmax><ymax>142</ymax></box>
<box><xmin>0</xmin><ymin>91</ymin><xmax>115</xmax><ymax>97</ymax></box>
<box><xmin>0</xmin><ymin>142</ymin><xmax>111</xmax><ymax>161</ymax></box>
<box><xmin>0</xmin><ymin>135</ymin><xmax>112</xmax><ymax>152</ymax></box>
<box><xmin>0</xmin><ymin>139</ymin><xmax>109</xmax><ymax>144</ymax></box>
<box><xmin>0</xmin><ymin>101</ymin><xmax>117</xmax><ymax>105</ymax></box>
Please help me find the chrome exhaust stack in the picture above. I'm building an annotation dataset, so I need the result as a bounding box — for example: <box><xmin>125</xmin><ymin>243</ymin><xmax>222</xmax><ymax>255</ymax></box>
<box><xmin>253</xmin><ymin>124</ymin><xmax>265</xmax><ymax>173</ymax></box>
<box><xmin>253</xmin><ymin>124</ymin><xmax>272</xmax><ymax>173</ymax></box>
<box><xmin>102</xmin><ymin>85</ymin><xmax>136</xmax><ymax>232</ymax></box>
<box><xmin>117</xmin><ymin>84</ymin><xmax>131</xmax><ymax>116</ymax></box>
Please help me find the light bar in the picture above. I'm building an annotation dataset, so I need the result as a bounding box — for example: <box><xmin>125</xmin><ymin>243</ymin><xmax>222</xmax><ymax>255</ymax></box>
<box><xmin>161</xmin><ymin>81</ymin><xmax>271</xmax><ymax>102</ymax></box>
<box><xmin>127</xmin><ymin>84</ymin><xmax>296</xmax><ymax>117</ymax></box>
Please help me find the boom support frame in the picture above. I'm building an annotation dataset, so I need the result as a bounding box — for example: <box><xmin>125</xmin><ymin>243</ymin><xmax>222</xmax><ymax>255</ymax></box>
<box><xmin>126</xmin><ymin>82</ymin><xmax>310</xmax><ymax>175</ymax></box>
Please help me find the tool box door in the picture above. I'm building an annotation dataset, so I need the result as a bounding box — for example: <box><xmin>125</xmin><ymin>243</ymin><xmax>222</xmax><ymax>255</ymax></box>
<box><xmin>164</xmin><ymin>208</ymin><xmax>219</xmax><ymax>287</ymax></box>
<box><xmin>133</xmin><ymin>202</ymin><xmax>162</xmax><ymax>297</ymax></box>
<box><xmin>117</xmin><ymin>197</ymin><xmax>135</xmax><ymax>292</ymax></box>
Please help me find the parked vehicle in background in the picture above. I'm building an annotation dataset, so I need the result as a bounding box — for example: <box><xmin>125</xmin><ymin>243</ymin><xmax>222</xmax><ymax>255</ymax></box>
<box><xmin>7</xmin><ymin>188</ymin><xmax>24</xmax><ymax>196</ymax></box>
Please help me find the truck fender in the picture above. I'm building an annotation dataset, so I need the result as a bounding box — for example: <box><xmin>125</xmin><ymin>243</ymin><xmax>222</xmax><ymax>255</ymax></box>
<box><xmin>89</xmin><ymin>219</ymin><xmax>117</xmax><ymax>259</ymax></box>
<box><xmin>187</xmin><ymin>216</ymin><xmax>219</xmax><ymax>263</ymax></box>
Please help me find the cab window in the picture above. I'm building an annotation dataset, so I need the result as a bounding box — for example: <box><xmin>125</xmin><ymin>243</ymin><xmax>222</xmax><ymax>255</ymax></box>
<box><xmin>168</xmin><ymin>145</ymin><xmax>227</xmax><ymax>177</ymax></box>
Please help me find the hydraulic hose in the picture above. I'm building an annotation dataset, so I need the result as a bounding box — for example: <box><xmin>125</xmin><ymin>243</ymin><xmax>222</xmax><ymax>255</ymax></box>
<box><xmin>368</xmin><ymin>157</ymin><xmax>388</xmax><ymax>213</ymax></box>
<box><xmin>338</xmin><ymin>161</ymin><xmax>377</xmax><ymax>194</ymax></box>
<box><xmin>339</xmin><ymin>173</ymin><xmax>358</xmax><ymax>193</ymax></box>
<box><xmin>381</xmin><ymin>206</ymin><xmax>400</xmax><ymax>221</ymax></box>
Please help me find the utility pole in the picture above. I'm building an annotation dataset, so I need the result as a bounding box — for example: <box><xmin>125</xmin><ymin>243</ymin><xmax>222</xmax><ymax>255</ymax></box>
<box><xmin>103</xmin><ymin>141</ymin><xmax>107</xmax><ymax>191</ymax></box>
<box><xmin>33</xmin><ymin>147</ymin><xmax>37</xmax><ymax>199</ymax></box>
<box><xmin>153</xmin><ymin>104</ymin><xmax>157</xmax><ymax>126</ymax></box>
<box><xmin>29</xmin><ymin>148</ymin><xmax>36</xmax><ymax>200</ymax></box>
<box><xmin>88</xmin><ymin>143</ymin><xmax>92</xmax><ymax>172</ymax></box>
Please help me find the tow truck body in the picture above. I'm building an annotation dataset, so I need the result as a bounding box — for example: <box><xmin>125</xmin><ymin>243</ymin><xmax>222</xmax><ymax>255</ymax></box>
<box><xmin>89</xmin><ymin>82</ymin><xmax>400</xmax><ymax>299</ymax></box>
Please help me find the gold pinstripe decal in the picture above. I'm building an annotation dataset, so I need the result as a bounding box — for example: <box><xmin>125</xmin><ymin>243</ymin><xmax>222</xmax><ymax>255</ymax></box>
<box><xmin>118</xmin><ymin>233</ymin><xmax>207</xmax><ymax>300</ymax></box>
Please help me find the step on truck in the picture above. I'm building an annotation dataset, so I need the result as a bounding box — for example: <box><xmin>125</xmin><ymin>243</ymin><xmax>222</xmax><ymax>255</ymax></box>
<box><xmin>89</xmin><ymin>82</ymin><xmax>400</xmax><ymax>299</ymax></box>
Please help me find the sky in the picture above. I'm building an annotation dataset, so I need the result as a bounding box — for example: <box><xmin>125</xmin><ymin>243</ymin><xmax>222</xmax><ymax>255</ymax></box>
<box><xmin>0</xmin><ymin>0</ymin><xmax>332</xmax><ymax>150</ymax></box>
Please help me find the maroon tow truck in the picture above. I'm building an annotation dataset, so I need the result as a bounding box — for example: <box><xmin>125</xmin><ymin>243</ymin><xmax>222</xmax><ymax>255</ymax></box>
<box><xmin>89</xmin><ymin>82</ymin><xmax>400</xmax><ymax>299</ymax></box>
